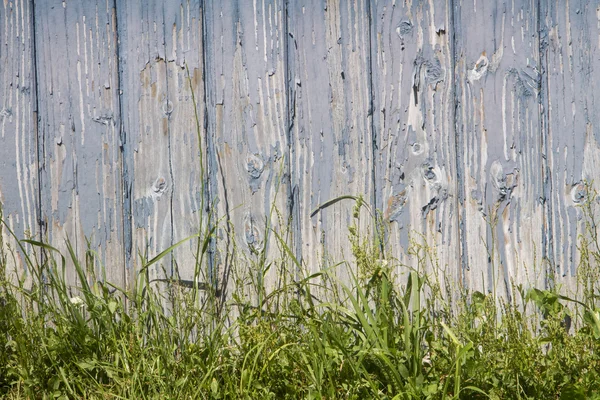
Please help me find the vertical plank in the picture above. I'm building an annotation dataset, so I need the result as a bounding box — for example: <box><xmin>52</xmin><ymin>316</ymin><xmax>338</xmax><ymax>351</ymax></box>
<box><xmin>371</xmin><ymin>0</ymin><xmax>458</xmax><ymax>285</ymax></box>
<box><xmin>35</xmin><ymin>1</ymin><xmax>124</xmax><ymax>288</ymax></box>
<box><xmin>0</xmin><ymin>0</ymin><xmax>38</xmax><ymax>282</ymax></box>
<box><xmin>454</xmin><ymin>0</ymin><xmax>544</xmax><ymax>296</ymax></box>
<box><xmin>117</xmin><ymin>1</ymin><xmax>170</xmax><ymax>286</ymax></box>
<box><xmin>288</xmin><ymin>0</ymin><xmax>373</xmax><ymax>287</ymax></box>
<box><xmin>541</xmin><ymin>0</ymin><xmax>600</xmax><ymax>295</ymax></box>
<box><xmin>163</xmin><ymin>2</ymin><xmax>206</xmax><ymax>284</ymax></box>
<box><xmin>204</xmin><ymin>1</ymin><xmax>289</xmax><ymax>303</ymax></box>
<box><xmin>118</xmin><ymin>1</ymin><xmax>206</xmax><ymax>289</ymax></box>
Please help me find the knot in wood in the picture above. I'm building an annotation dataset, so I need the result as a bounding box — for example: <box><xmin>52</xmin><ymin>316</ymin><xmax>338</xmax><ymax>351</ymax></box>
<box><xmin>412</xmin><ymin>142</ymin><xmax>424</xmax><ymax>155</ymax></box>
<box><xmin>571</xmin><ymin>183</ymin><xmax>586</xmax><ymax>204</ymax></box>
<box><xmin>421</xmin><ymin>162</ymin><xmax>438</xmax><ymax>183</ymax></box>
<box><xmin>162</xmin><ymin>101</ymin><xmax>173</xmax><ymax>116</ymax></box>
<box><xmin>0</xmin><ymin>107</ymin><xmax>12</xmax><ymax>119</ymax></box>
<box><xmin>396</xmin><ymin>20</ymin><xmax>413</xmax><ymax>38</ymax></box>
<box><xmin>246</xmin><ymin>154</ymin><xmax>264</xmax><ymax>179</ymax></box>
<box><xmin>244</xmin><ymin>214</ymin><xmax>262</xmax><ymax>251</ymax></box>
<box><xmin>152</xmin><ymin>177</ymin><xmax>167</xmax><ymax>194</ymax></box>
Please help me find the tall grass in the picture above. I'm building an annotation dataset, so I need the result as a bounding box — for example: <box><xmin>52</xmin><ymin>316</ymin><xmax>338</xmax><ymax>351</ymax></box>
<box><xmin>2</xmin><ymin>67</ymin><xmax>600</xmax><ymax>398</ymax></box>
<box><xmin>1</xmin><ymin>188</ymin><xmax>600</xmax><ymax>399</ymax></box>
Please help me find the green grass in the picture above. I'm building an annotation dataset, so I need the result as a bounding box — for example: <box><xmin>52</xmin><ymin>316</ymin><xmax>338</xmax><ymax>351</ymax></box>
<box><xmin>1</xmin><ymin>68</ymin><xmax>600</xmax><ymax>398</ymax></box>
<box><xmin>1</xmin><ymin>192</ymin><xmax>600</xmax><ymax>399</ymax></box>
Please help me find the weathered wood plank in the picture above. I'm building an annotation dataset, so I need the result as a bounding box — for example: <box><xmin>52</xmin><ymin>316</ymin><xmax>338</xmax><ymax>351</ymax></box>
<box><xmin>541</xmin><ymin>0</ymin><xmax>600</xmax><ymax>295</ymax></box>
<box><xmin>35</xmin><ymin>1</ymin><xmax>124</xmax><ymax>288</ymax></box>
<box><xmin>288</xmin><ymin>0</ymin><xmax>373</xmax><ymax>287</ymax></box>
<box><xmin>0</xmin><ymin>0</ymin><xmax>38</xmax><ymax>282</ymax></box>
<box><xmin>118</xmin><ymin>1</ymin><xmax>207</xmax><ymax>295</ymax></box>
<box><xmin>7</xmin><ymin>0</ymin><xmax>600</xmax><ymax>304</ymax></box>
<box><xmin>117</xmin><ymin>2</ymin><xmax>175</xmax><ymax>289</ymax></box>
<box><xmin>371</xmin><ymin>0</ymin><xmax>458</xmax><ymax>286</ymax></box>
<box><xmin>454</xmin><ymin>0</ymin><xmax>544</xmax><ymax>297</ymax></box>
<box><xmin>204</xmin><ymin>0</ymin><xmax>289</xmax><ymax>304</ymax></box>
<box><xmin>162</xmin><ymin>2</ymin><xmax>207</xmax><ymax>285</ymax></box>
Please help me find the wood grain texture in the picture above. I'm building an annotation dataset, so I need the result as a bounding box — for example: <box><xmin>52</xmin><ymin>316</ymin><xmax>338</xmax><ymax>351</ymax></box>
<box><xmin>163</xmin><ymin>1</ymin><xmax>206</xmax><ymax>284</ymax></box>
<box><xmin>35</xmin><ymin>0</ymin><xmax>124</xmax><ymax>288</ymax></box>
<box><xmin>117</xmin><ymin>1</ymin><xmax>206</xmax><ymax>289</ymax></box>
<box><xmin>540</xmin><ymin>0</ymin><xmax>600</xmax><ymax>295</ymax></box>
<box><xmin>204</xmin><ymin>0</ymin><xmax>289</xmax><ymax>302</ymax></box>
<box><xmin>454</xmin><ymin>0</ymin><xmax>544</xmax><ymax>296</ymax></box>
<box><xmin>371</xmin><ymin>0</ymin><xmax>458</xmax><ymax>286</ymax></box>
<box><xmin>288</xmin><ymin>0</ymin><xmax>373</xmax><ymax>285</ymax></box>
<box><xmin>0</xmin><ymin>0</ymin><xmax>38</xmax><ymax>282</ymax></box>
<box><xmin>4</xmin><ymin>0</ymin><xmax>600</xmax><ymax>303</ymax></box>
<box><xmin>117</xmin><ymin>1</ymin><xmax>170</xmax><ymax>287</ymax></box>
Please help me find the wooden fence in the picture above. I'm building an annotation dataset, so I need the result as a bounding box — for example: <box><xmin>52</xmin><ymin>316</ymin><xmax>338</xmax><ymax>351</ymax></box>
<box><xmin>1</xmin><ymin>0</ymin><xmax>599</xmax><ymax>300</ymax></box>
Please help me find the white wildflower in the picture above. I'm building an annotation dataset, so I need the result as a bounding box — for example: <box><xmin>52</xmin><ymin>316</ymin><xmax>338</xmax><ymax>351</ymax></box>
<box><xmin>422</xmin><ymin>354</ymin><xmax>431</xmax><ymax>366</ymax></box>
<box><xmin>376</xmin><ymin>259</ymin><xmax>389</xmax><ymax>267</ymax></box>
<box><xmin>70</xmin><ymin>296</ymin><xmax>85</xmax><ymax>307</ymax></box>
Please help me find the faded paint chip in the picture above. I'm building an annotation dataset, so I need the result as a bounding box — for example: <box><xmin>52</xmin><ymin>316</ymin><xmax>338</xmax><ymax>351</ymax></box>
<box><xmin>386</xmin><ymin>190</ymin><xmax>407</xmax><ymax>224</ymax></box>
<box><xmin>467</xmin><ymin>52</ymin><xmax>489</xmax><ymax>82</ymax></box>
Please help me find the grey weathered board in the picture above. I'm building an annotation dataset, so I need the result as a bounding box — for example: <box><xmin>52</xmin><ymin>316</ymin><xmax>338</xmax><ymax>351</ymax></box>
<box><xmin>1</xmin><ymin>0</ymin><xmax>599</xmax><ymax>301</ymax></box>
<box><xmin>540</xmin><ymin>0</ymin><xmax>600</xmax><ymax>296</ymax></box>
<box><xmin>117</xmin><ymin>0</ymin><xmax>207</xmax><ymax>292</ymax></box>
<box><xmin>454</xmin><ymin>0</ymin><xmax>545</xmax><ymax>298</ymax></box>
<box><xmin>203</xmin><ymin>0</ymin><xmax>289</xmax><ymax>305</ymax></box>
<box><xmin>288</xmin><ymin>0</ymin><xmax>373</xmax><ymax>287</ymax></box>
<box><xmin>371</xmin><ymin>0</ymin><xmax>459</xmax><ymax>288</ymax></box>
<box><xmin>0</xmin><ymin>0</ymin><xmax>38</xmax><ymax>285</ymax></box>
<box><xmin>34</xmin><ymin>1</ymin><xmax>124</xmax><ymax>288</ymax></box>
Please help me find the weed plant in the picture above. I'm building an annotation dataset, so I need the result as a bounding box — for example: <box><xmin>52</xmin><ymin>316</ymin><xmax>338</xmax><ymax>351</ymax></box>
<box><xmin>1</xmin><ymin>187</ymin><xmax>600</xmax><ymax>399</ymax></box>
<box><xmin>2</xmin><ymin>69</ymin><xmax>600</xmax><ymax>398</ymax></box>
